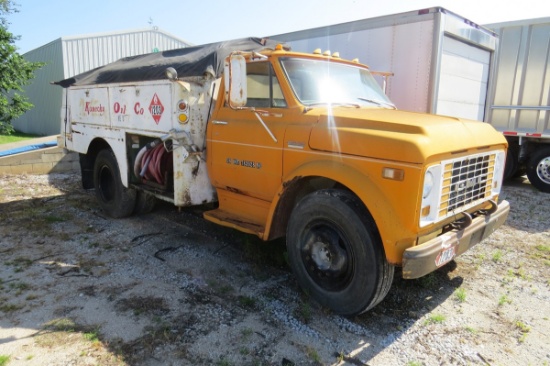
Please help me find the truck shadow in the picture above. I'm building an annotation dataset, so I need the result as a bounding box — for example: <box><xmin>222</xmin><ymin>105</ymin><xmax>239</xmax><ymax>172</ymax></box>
<box><xmin>502</xmin><ymin>176</ymin><xmax>550</xmax><ymax>233</ymax></box>
<box><xmin>1</xmin><ymin>173</ymin><xmax>532</xmax><ymax>365</ymax></box>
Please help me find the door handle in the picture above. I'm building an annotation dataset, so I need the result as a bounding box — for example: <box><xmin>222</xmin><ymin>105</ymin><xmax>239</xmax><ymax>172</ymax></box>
<box><xmin>212</xmin><ymin>120</ymin><xmax>228</xmax><ymax>125</ymax></box>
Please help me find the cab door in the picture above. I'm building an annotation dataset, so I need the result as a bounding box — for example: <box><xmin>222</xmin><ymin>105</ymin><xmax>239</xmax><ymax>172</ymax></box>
<box><xmin>208</xmin><ymin>61</ymin><xmax>288</xmax><ymax>202</ymax></box>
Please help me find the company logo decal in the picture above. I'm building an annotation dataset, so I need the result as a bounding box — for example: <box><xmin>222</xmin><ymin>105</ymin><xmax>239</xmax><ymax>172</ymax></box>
<box><xmin>85</xmin><ymin>102</ymin><xmax>105</xmax><ymax>115</ymax></box>
<box><xmin>149</xmin><ymin>93</ymin><xmax>164</xmax><ymax>124</ymax></box>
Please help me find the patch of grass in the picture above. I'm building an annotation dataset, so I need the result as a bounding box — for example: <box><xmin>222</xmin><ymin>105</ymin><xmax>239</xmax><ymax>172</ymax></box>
<box><xmin>295</xmin><ymin>301</ymin><xmax>313</xmax><ymax>324</ymax></box>
<box><xmin>83</xmin><ymin>329</ymin><xmax>100</xmax><ymax>343</ymax></box>
<box><xmin>423</xmin><ymin>313</ymin><xmax>446</xmax><ymax>325</ymax></box>
<box><xmin>0</xmin><ymin>355</ymin><xmax>10</xmax><ymax>366</ymax></box>
<box><xmin>237</xmin><ymin>295</ymin><xmax>257</xmax><ymax>309</ymax></box>
<box><xmin>0</xmin><ymin>303</ymin><xmax>24</xmax><ymax>313</ymax></box>
<box><xmin>492</xmin><ymin>250</ymin><xmax>503</xmax><ymax>262</ymax></box>
<box><xmin>454</xmin><ymin>287</ymin><xmax>466</xmax><ymax>303</ymax></box>
<box><xmin>535</xmin><ymin>244</ymin><xmax>550</xmax><ymax>253</ymax></box>
<box><xmin>0</xmin><ymin>131</ymin><xmax>38</xmax><ymax>145</ymax></box>
<box><xmin>498</xmin><ymin>294</ymin><xmax>512</xmax><ymax>306</ymax></box>
<box><xmin>44</xmin><ymin>215</ymin><xmax>67</xmax><ymax>223</ymax></box>
<box><xmin>407</xmin><ymin>362</ymin><xmax>423</xmax><ymax>366</ymax></box>
<box><xmin>417</xmin><ymin>272</ymin><xmax>438</xmax><ymax>288</ymax></box>
<box><xmin>115</xmin><ymin>296</ymin><xmax>169</xmax><ymax>317</ymax></box>
<box><xmin>9</xmin><ymin>282</ymin><xmax>31</xmax><ymax>296</ymax></box>
<box><xmin>216</xmin><ymin>357</ymin><xmax>232</xmax><ymax>366</ymax></box>
<box><xmin>44</xmin><ymin>318</ymin><xmax>77</xmax><ymax>332</ymax></box>
<box><xmin>305</xmin><ymin>346</ymin><xmax>321</xmax><ymax>363</ymax></box>
<box><xmin>516</xmin><ymin>320</ymin><xmax>531</xmax><ymax>343</ymax></box>
<box><xmin>464</xmin><ymin>325</ymin><xmax>477</xmax><ymax>334</ymax></box>
<box><xmin>240</xmin><ymin>327</ymin><xmax>254</xmax><ymax>340</ymax></box>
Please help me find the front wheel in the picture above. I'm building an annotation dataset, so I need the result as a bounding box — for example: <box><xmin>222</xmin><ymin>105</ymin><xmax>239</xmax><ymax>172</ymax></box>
<box><xmin>286</xmin><ymin>189</ymin><xmax>394</xmax><ymax>316</ymax></box>
<box><xmin>526</xmin><ymin>146</ymin><xmax>550</xmax><ymax>193</ymax></box>
<box><xmin>93</xmin><ymin>149</ymin><xmax>136</xmax><ymax>218</ymax></box>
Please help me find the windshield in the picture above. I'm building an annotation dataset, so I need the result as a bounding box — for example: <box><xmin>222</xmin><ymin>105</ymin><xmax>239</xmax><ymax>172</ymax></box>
<box><xmin>280</xmin><ymin>57</ymin><xmax>395</xmax><ymax>109</ymax></box>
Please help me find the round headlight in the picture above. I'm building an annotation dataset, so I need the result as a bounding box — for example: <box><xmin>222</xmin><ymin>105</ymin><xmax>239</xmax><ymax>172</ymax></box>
<box><xmin>423</xmin><ymin>170</ymin><xmax>434</xmax><ymax>199</ymax></box>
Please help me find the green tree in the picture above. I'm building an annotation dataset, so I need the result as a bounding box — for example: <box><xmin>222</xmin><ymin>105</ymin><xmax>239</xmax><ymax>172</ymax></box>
<box><xmin>0</xmin><ymin>0</ymin><xmax>43</xmax><ymax>134</ymax></box>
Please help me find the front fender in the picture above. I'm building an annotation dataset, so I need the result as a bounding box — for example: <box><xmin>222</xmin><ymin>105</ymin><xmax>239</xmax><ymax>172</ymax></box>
<box><xmin>265</xmin><ymin>159</ymin><xmax>421</xmax><ymax>264</ymax></box>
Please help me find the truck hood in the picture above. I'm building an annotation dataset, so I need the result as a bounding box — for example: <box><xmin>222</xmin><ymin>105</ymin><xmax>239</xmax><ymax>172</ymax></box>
<box><xmin>309</xmin><ymin>108</ymin><xmax>507</xmax><ymax>164</ymax></box>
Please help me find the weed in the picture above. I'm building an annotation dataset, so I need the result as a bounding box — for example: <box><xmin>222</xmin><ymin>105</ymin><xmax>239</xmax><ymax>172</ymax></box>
<box><xmin>464</xmin><ymin>326</ymin><xmax>477</xmax><ymax>334</ymax></box>
<box><xmin>216</xmin><ymin>357</ymin><xmax>232</xmax><ymax>366</ymax></box>
<box><xmin>305</xmin><ymin>346</ymin><xmax>321</xmax><ymax>363</ymax></box>
<box><xmin>516</xmin><ymin>321</ymin><xmax>531</xmax><ymax>343</ymax></box>
<box><xmin>44</xmin><ymin>318</ymin><xmax>77</xmax><ymax>332</ymax></box>
<box><xmin>116</xmin><ymin>296</ymin><xmax>169</xmax><ymax>317</ymax></box>
<box><xmin>407</xmin><ymin>362</ymin><xmax>423</xmax><ymax>366</ymax></box>
<box><xmin>44</xmin><ymin>215</ymin><xmax>66</xmax><ymax>223</ymax></box>
<box><xmin>238</xmin><ymin>296</ymin><xmax>256</xmax><ymax>309</ymax></box>
<box><xmin>84</xmin><ymin>329</ymin><xmax>100</xmax><ymax>342</ymax></box>
<box><xmin>417</xmin><ymin>272</ymin><xmax>438</xmax><ymax>288</ymax></box>
<box><xmin>295</xmin><ymin>301</ymin><xmax>313</xmax><ymax>324</ymax></box>
<box><xmin>240</xmin><ymin>327</ymin><xmax>254</xmax><ymax>340</ymax></box>
<box><xmin>0</xmin><ymin>355</ymin><xmax>10</xmax><ymax>366</ymax></box>
<box><xmin>492</xmin><ymin>250</ymin><xmax>503</xmax><ymax>262</ymax></box>
<box><xmin>535</xmin><ymin>244</ymin><xmax>550</xmax><ymax>253</ymax></box>
<box><xmin>498</xmin><ymin>294</ymin><xmax>512</xmax><ymax>306</ymax></box>
<box><xmin>515</xmin><ymin>320</ymin><xmax>531</xmax><ymax>333</ymax></box>
<box><xmin>454</xmin><ymin>287</ymin><xmax>466</xmax><ymax>303</ymax></box>
<box><xmin>0</xmin><ymin>303</ymin><xmax>23</xmax><ymax>313</ymax></box>
<box><xmin>424</xmin><ymin>313</ymin><xmax>446</xmax><ymax>325</ymax></box>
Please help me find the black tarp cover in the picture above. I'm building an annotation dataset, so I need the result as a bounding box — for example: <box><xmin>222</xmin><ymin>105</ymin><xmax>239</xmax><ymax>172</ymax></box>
<box><xmin>55</xmin><ymin>37</ymin><xmax>283</xmax><ymax>88</ymax></box>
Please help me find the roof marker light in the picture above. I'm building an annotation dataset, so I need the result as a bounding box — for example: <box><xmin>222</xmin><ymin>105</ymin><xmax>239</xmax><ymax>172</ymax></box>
<box><xmin>332</xmin><ymin>52</ymin><xmax>340</xmax><ymax>58</ymax></box>
<box><xmin>323</xmin><ymin>50</ymin><xmax>331</xmax><ymax>56</ymax></box>
<box><xmin>313</xmin><ymin>48</ymin><xmax>322</xmax><ymax>55</ymax></box>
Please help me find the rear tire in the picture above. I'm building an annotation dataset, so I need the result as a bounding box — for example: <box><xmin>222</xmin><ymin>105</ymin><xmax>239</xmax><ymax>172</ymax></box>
<box><xmin>134</xmin><ymin>190</ymin><xmax>156</xmax><ymax>214</ymax></box>
<box><xmin>526</xmin><ymin>146</ymin><xmax>550</xmax><ymax>193</ymax></box>
<box><xmin>286</xmin><ymin>189</ymin><xmax>394</xmax><ymax>316</ymax></box>
<box><xmin>93</xmin><ymin>149</ymin><xmax>136</xmax><ymax>218</ymax></box>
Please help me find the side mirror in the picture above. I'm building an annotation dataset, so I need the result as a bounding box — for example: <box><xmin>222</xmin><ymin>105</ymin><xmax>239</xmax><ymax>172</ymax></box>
<box><xmin>224</xmin><ymin>54</ymin><xmax>247</xmax><ymax>108</ymax></box>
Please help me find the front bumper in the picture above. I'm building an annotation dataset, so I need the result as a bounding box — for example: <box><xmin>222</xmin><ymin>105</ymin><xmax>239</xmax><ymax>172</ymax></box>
<box><xmin>402</xmin><ymin>200</ymin><xmax>510</xmax><ymax>279</ymax></box>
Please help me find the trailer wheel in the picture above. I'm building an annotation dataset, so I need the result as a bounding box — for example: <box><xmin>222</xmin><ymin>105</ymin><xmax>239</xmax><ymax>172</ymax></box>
<box><xmin>93</xmin><ymin>149</ymin><xmax>136</xmax><ymax>218</ymax></box>
<box><xmin>527</xmin><ymin>146</ymin><xmax>550</xmax><ymax>193</ymax></box>
<box><xmin>286</xmin><ymin>189</ymin><xmax>394</xmax><ymax>316</ymax></box>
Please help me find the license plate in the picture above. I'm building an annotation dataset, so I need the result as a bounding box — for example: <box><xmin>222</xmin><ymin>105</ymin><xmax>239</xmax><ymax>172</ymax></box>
<box><xmin>435</xmin><ymin>246</ymin><xmax>456</xmax><ymax>267</ymax></box>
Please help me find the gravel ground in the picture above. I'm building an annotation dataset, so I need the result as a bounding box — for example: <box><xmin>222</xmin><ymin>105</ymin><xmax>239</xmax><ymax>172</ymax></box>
<box><xmin>0</xmin><ymin>173</ymin><xmax>549</xmax><ymax>366</ymax></box>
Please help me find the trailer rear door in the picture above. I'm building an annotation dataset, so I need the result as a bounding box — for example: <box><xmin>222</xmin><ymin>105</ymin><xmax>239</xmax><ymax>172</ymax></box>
<box><xmin>436</xmin><ymin>36</ymin><xmax>491</xmax><ymax>121</ymax></box>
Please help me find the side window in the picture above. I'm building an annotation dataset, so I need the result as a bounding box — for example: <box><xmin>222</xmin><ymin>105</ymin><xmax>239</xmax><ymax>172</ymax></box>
<box><xmin>246</xmin><ymin>62</ymin><xmax>287</xmax><ymax>108</ymax></box>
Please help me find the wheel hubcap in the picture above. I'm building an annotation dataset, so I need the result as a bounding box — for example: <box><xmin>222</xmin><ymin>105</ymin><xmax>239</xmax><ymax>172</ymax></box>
<box><xmin>301</xmin><ymin>224</ymin><xmax>352</xmax><ymax>291</ymax></box>
<box><xmin>536</xmin><ymin>156</ymin><xmax>550</xmax><ymax>184</ymax></box>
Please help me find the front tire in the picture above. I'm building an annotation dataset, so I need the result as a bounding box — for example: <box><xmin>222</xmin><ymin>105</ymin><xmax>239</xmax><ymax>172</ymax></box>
<box><xmin>93</xmin><ymin>149</ymin><xmax>136</xmax><ymax>218</ymax></box>
<box><xmin>526</xmin><ymin>146</ymin><xmax>550</xmax><ymax>193</ymax></box>
<box><xmin>286</xmin><ymin>189</ymin><xmax>394</xmax><ymax>316</ymax></box>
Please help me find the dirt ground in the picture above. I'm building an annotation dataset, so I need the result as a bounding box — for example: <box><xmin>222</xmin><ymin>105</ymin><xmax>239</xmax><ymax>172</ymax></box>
<box><xmin>0</xmin><ymin>173</ymin><xmax>549</xmax><ymax>366</ymax></box>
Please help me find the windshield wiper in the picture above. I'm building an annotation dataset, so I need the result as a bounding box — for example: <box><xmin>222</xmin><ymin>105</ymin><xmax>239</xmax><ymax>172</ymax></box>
<box><xmin>358</xmin><ymin>97</ymin><xmax>396</xmax><ymax>109</ymax></box>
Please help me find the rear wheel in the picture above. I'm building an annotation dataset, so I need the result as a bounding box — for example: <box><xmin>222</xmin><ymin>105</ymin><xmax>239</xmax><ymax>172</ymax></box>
<box><xmin>93</xmin><ymin>149</ymin><xmax>136</xmax><ymax>218</ymax></box>
<box><xmin>134</xmin><ymin>190</ymin><xmax>156</xmax><ymax>214</ymax></box>
<box><xmin>286</xmin><ymin>189</ymin><xmax>394</xmax><ymax>316</ymax></box>
<box><xmin>527</xmin><ymin>146</ymin><xmax>550</xmax><ymax>193</ymax></box>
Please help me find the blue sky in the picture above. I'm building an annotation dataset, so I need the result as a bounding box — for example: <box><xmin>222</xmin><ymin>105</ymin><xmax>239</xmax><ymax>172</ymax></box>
<box><xmin>7</xmin><ymin>0</ymin><xmax>550</xmax><ymax>54</ymax></box>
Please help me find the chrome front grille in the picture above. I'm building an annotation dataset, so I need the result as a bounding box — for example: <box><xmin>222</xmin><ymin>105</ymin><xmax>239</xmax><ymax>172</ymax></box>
<box><xmin>439</xmin><ymin>153</ymin><xmax>495</xmax><ymax>218</ymax></box>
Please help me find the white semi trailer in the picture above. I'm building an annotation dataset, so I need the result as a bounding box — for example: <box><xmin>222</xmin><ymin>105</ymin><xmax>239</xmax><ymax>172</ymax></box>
<box><xmin>271</xmin><ymin>7</ymin><xmax>497</xmax><ymax>122</ymax></box>
<box><xmin>485</xmin><ymin>17</ymin><xmax>550</xmax><ymax>192</ymax></box>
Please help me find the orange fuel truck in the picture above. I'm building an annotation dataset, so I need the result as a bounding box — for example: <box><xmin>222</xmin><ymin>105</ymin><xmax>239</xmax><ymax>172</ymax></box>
<box><xmin>56</xmin><ymin>38</ymin><xmax>509</xmax><ymax>316</ymax></box>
